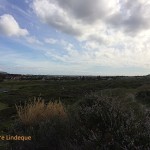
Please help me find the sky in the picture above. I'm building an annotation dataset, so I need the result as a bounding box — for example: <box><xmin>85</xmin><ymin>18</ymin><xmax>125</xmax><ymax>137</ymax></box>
<box><xmin>0</xmin><ymin>0</ymin><xmax>150</xmax><ymax>76</ymax></box>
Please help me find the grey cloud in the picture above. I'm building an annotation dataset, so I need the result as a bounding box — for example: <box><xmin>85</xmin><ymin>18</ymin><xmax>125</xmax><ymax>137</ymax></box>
<box><xmin>56</xmin><ymin>0</ymin><xmax>150</xmax><ymax>35</ymax></box>
<box><xmin>123</xmin><ymin>15</ymin><xmax>149</xmax><ymax>34</ymax></box>
<box><xmin>32</xmin><ymin>0</ymin><xmax>150</xmax><ymax>37</ymax></box>
<box><xmin>87</xmin><ymin>35</ymin><xmax>106</xmax><ymax>45</ymax></box>
<box><xmin>47</xmin><ymin>19</ymin><xmax>82</xmax><ymax>36</ymax></box>
<box><xmin>107</xmin><ymin>0</ymin><xmax>150</xmax><ymax>35</ymax></box>
<box><xmin>32</xmin><ymin>0</ymin><xmax>83</xmax><ymax>36</ymax></box>
<box><xmin>32</xmin><ymin>0</ymin><xmax>116</xmax><ymax>37</ymax></box>
<box><xmin>56</xmin><ymin>0</ymin><xmax>107</xmax><ymax>23</ymax></box>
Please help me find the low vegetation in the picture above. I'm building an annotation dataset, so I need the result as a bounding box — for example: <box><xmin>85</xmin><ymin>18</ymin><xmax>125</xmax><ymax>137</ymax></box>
<box><xmin>0</xmin><ymin>102</ymin><xmax>8</xmax><ymax>111</ymax></box>
<box><xmin>8</xmin><ymin>95</ymin><xmax>150</xmax><ymax>150</ymax></box>
<box><xmin>0</xmin><ymin>77</ymin><xmax>150</xmax><ymax>149</ymax></box>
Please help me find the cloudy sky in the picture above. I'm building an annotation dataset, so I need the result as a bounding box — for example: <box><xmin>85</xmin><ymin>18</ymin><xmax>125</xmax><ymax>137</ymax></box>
<box><xmin>0</xmin><ymin>0</ymin><xmax>150</xmax><ymax>75</ymax></box>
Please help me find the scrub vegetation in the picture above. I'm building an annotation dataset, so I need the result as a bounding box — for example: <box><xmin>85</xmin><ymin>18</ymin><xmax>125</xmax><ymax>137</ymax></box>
<box><xmin>0</xmin><ymin>76</ymin><xmax>150</xmax><ymax>149</ymax></box>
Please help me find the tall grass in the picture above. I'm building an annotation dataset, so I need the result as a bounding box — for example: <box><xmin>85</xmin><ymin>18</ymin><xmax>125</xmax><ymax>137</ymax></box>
<box><xmin>15</xmin><ymin>97</ymin><xmax>67</xmax><ymax>125</ymax></box>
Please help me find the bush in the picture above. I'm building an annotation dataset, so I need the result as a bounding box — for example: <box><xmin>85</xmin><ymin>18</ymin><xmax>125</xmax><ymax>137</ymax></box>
<box><xmin>73</xmin><ymin>95</ymin><xmax>150</xmax><ymax>149</ymax></box>
<box><xmin>136</xmin><ymin>90</ymin><xmax>150</xmax><ymax>104</ymax></box>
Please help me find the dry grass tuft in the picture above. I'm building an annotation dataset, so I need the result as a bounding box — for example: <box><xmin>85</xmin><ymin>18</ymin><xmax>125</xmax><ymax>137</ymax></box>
<box><xmin>16</xmin><ymin>97</ymin><xmax>67</xmax><ymax>125</ymax></box>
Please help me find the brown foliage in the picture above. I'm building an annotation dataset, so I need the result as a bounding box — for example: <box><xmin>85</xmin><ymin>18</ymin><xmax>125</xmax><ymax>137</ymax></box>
<box><xmin>16</xmin><ymin>97</ymin><xmax>67</xmax><ymax>125</ymax></box>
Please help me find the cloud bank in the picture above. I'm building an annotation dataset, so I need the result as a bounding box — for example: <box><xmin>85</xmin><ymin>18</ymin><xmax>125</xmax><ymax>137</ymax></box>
<box><xmin>32</xmin><ymin>0</ymin><xmax>150</xmax><ymax>69</ymax></box>
<box><xmin>32</xmin><ymin>0</ymin><xmax>150</xmax><ymax>37</ymax></box>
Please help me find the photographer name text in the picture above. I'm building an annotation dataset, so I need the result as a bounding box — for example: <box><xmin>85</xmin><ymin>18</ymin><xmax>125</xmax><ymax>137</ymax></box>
<box><xmin>0</xmin><ymin>135</ymin><xmax>31</xmax><ymax>141</ymax></box>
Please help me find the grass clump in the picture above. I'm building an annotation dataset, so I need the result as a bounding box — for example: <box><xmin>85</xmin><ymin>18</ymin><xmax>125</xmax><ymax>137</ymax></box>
<box><xmin>9</xmin><ymin>98</ymin><xmax>69</xmax><ymax>150</ymax></box>
<box><xmin>15</xmin><ymin>97</ymin><xmax>67</xmax><ymax>126</ymax></box>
